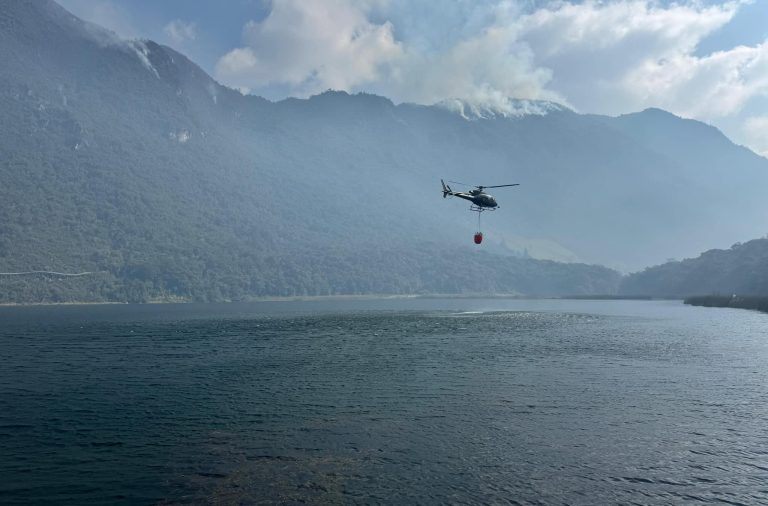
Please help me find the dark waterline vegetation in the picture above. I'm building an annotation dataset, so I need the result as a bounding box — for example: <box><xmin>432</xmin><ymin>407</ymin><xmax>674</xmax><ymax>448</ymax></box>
<box><xmin>684</xmin><ymin>295</ymin><xmax>768</xmax><ymax>313</ymax></box>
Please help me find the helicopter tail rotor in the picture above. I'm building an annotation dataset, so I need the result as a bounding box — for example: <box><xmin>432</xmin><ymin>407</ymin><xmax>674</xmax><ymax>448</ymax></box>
<box><xmin>440</xmin><ymin>179</ymin><xmax>452</xmax><ymax>198</ymax></box>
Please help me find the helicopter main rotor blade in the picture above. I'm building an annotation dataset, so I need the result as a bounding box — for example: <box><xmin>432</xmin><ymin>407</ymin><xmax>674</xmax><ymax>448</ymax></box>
<box><xmin>483</xmin><ymin>184</ymin><xmax>520</xmax><ymax>188</ymax></box>
<box><xmin>446</xmin><ymin>180</ymin><xmax>472</xmax><ymax>187</ymax></box>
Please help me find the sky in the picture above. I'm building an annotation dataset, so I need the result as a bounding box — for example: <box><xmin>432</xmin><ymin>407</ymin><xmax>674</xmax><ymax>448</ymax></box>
<box><xmin>58</xmin><ymin>0</ymin><xmax>768</xmax><ymax>156</ymax></box>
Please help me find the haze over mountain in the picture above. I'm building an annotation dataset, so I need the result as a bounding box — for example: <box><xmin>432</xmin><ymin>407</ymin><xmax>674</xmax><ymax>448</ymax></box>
<box><xmin>2</xmin><ymin>0</ymin><xmax>767</xmax><ymax>302</ymax></box>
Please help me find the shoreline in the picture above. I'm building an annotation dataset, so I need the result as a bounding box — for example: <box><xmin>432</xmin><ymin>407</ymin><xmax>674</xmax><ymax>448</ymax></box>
<box><xmin>0</xmin><ymin>294</ymin><xmax>667</xmax><ymax>307</ymax></box>
<box><xmin>684</xmin><ymin>295</ymin><xmax>768</xmax><ymax>314</ymax></box>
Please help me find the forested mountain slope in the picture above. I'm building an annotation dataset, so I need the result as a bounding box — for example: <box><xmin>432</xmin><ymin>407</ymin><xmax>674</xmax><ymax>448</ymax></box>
<box><xmin>1</xmin><ymin>0</ymin><xmax>766</xmax><ymax>302</ymax></box>
<box><xmin>620</xmin><ymin>238</ymin><xmax>768</xmax><ymax>297</ymax></box>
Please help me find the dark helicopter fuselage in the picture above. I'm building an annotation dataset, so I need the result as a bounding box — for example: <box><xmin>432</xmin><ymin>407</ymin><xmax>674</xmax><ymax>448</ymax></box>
<box><xmin>455</xmin><ymin>190</ymin><xmax>498</xmax><ymax>208</ymax></box>
<box><xmin>441</xmin><ymin>179</ymin><xmax>518</xmax><ymax>211</ymax></box>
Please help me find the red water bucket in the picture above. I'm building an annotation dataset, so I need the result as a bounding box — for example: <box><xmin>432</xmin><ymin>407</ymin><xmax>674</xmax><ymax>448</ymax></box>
<box><xmin>473</xmin><ymin>232</ymin><xmax>483</xmax><ymax>244</ymax></box>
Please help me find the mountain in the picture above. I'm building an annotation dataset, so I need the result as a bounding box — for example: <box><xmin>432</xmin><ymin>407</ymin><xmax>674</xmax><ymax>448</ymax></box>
<box><xmin>1</xmin><ymin>0</ymin><xmax>766</xmax><ymax>302</ymax></box>
<box><xmin>620</xmin><ymin>237</ymin><xmax>768</xmax><ymax>297</ymax></box>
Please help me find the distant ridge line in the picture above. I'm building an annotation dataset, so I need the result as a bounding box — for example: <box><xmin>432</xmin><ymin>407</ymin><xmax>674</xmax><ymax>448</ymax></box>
<box><xmin>0</xmin><ymin>271</ymin><xmax>104</xmax><ymax>277</ymax></box>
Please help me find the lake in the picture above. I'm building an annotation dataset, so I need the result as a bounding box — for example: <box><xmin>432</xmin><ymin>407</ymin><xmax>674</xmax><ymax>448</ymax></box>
<box><xmin>1</xmin><ymin>299</ymin><xmax>767</xmax><ymax>504</ymax></box>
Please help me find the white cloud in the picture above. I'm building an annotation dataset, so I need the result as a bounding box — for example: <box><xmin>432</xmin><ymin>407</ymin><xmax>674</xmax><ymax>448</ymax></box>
<box><xmin>513</xmin><ymin>0</ymin><xmax>751</xmax><ymax>118</ymax></box>
<box><xmin>163</xmin><ymin>19</ymin><xmax>197</xmax><ymax>47</ymax></box>
<box><xmin>518</xmin><ymin>1</ymin><xmax>735</xmax><ymax>58</ymax></box>
<box><xmin>215</xmin><ymin>0</ymin><xmax>403</xmax><ymax>96</ymax></box>
<box><xmin>623</xmin><ymin>41</ymin><xmax>768</xmax><ymax>120</ymax></box>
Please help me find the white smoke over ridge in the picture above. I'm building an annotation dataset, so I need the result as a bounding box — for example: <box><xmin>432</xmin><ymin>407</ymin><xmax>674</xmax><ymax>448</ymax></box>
<box><xmin>58</xmin><ymin>0</ymin><xmax>140</xmax><ymax>39</ymax></box>
<box><xmin>438</xmin><ymin>97</ymin><xmax>568</xmax><ymax>120</ymax></box>
<box><xmin>58</xmin><ymin>1</ymin><xmax>161</xmax><ymax>79</ymax></box>
<box><xmin>128</xmin><ymin>40</ymin><xmax>160</xmax><ymax>78</ymax></box>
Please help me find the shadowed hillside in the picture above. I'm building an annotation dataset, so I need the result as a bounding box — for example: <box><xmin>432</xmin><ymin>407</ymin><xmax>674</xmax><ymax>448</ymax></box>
<box><xmin>620</xmin><ymin>237</ymin><xmax>768</xmax><ymax>297</ymax></box>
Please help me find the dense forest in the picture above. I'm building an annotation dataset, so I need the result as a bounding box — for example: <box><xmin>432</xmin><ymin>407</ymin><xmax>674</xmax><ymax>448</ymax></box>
<box><xmin>0</xmin><ymin>246</ymin><xmax>621</xmax><ymax>303</ymax></box>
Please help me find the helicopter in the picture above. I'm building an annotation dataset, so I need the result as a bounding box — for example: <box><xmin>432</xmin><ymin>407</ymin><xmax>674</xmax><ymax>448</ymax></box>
<box><xmin>440</xmin><ymin>179</ymin><xmax>519</xmax><ymax>212</ymax></box>
<box><xmin>441</xmin><ymin>179</ymin><xmax>520</xmax><ymax>244</ymax></box>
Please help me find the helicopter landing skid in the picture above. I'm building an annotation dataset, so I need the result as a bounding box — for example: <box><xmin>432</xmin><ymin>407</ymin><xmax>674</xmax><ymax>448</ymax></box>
<box><xmin>470</xmin><ymin>205</ymin><xmax>497</xmax><ymax>213</ymax></box>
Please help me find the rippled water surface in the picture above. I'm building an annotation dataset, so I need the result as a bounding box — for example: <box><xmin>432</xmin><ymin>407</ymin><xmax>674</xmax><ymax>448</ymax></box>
<box><xmin>2</xmin><ymin>299</ymin><xmax>768</xmax><ymax>505</ymax></box>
